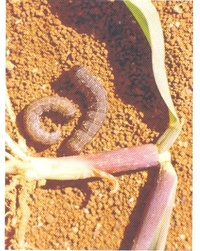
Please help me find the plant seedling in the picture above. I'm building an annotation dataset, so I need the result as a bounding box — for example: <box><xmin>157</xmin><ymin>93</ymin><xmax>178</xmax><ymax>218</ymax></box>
<box><xmin>5</xmin><ymin>0</ymin><xmax>182</xmax><ymax>250</ymax></box>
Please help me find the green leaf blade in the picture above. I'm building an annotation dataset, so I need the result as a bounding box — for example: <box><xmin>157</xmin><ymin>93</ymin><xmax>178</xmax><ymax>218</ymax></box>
<box><xmin>124</xmin><ymin>0</ymin><xmax>182</xmax><ymax>153</ymax></box>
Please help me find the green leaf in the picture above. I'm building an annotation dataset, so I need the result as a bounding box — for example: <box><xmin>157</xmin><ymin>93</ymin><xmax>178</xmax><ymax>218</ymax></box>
<box><xmin>124</xmin><ymin>0</ymin><xmax>182</xmax><ymax>153</ymax></box>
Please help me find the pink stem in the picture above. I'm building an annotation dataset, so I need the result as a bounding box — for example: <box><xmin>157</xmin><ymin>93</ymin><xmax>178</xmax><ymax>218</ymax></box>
<box><xmin>132</xmin><ymin>162</ymin><xmax>178</xmax><ymax>250</ymax></box>
<box><xmin>66</xmin><ymin>144</ymin><xmax>159</xmax><ymax>173</ymax></box>
<box><xmin>67</xmin><ymin>144</ymin><xmax>175</xmax><ymax>249</ymax></box>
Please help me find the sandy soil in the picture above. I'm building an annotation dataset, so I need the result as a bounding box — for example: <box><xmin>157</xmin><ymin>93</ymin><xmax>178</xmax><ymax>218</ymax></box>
<box><xmin>6</xmin><ymin>0</ymin><xmax>192</xmax><ymax>250</ymax></box>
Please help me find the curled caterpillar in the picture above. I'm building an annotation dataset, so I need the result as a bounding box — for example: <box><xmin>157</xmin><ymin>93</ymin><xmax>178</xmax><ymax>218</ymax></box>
<box><xmin>24</xmin><ymin>65</ymin><xmax>108</xmax><ymax>153</ymax></box>
<box><xmin>24</xmin><ymin>96</ymin><xmax>76</xmax><ymax>145</ymax></box>
<box><xmin>67</xmin><ymin>65</ymin><xmax>108</xmax><ymax>153</ymax></box>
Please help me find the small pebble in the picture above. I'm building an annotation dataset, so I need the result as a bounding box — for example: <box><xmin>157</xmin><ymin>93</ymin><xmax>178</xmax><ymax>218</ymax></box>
<box><xmin>173</xmin><ymin>5</ymin><xmax>182</xmax><ymax>14</ymax></box>
<box><xmin>6</xmin><ymin>60</ymin><xmax>15</xmax><ymax>71</ymax></box>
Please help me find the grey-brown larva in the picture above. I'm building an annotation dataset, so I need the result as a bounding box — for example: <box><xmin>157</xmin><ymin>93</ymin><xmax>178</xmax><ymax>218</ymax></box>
<box><xmin>24</xmin><ymin>65</ymin><xmax>108</xmax><ymax>153</ymax></box>
<box><xmin>24</xmin><ymin>96</ymin><xmax>76</xmax><ymax>145</ymax></box>
<box><xmin>67</xmin><ymin>65</ymin><xmax>108</xmax><ymax>153</ymax></box>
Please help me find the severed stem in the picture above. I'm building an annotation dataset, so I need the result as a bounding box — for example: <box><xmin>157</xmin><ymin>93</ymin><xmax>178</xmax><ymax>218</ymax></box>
<box><xmin>5</xmin><ymin>132</ymin><xmax>176</xmax><ymax>250</ymax></box>
<box><xmin>6</xmin><ymin>131</ymin><xmax>162</xmax><ymax>193</ymax></box>
<box><xmin>132</xmin><ymin>161</ymin><xmax>177</xmax><ymax>250</ymax></box>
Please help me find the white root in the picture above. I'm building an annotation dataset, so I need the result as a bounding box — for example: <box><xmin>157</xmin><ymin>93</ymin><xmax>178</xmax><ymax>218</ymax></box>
<box><xmin>6</xmin><ymin>90</ymin><xmax>28</xmax><ymax>153</ymax></box>
<box><xmin>6</xmin><ymin>132</ymin><xmax>119</xmax><ymax>192</ymax></box>
<box><xmin>6</xmin><ymin>133</ymin><xmax>28</xmax><ymax>161</ymax></box>
<box><xmin>6</xmin><ymin>89</ymin><xmax>17</xmax><ymax>125</ymax></box>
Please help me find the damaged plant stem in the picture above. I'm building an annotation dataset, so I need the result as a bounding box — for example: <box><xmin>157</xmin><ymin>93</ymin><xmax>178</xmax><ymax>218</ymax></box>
<box><xmin>6</xmin><ymin>130</ymin><xmax>176</xmax><ymax>250</ymax></box>
<box><xmin>6</xmin><ymin>133</ymin><xmax>169</xmax><ymax>189</ymax></box>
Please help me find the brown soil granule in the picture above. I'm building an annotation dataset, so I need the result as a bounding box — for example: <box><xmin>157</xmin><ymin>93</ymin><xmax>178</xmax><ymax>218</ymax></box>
<box><xmin>6</xmin><ymin>0</ymin><xmax>192</xmax><ymax>250</ymax></box>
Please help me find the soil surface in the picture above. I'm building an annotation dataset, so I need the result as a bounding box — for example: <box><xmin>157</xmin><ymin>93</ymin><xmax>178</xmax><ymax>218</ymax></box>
<box><xmin>6</xmin><ymin>0</ymin><xmax>192</xmax><ymax>250</ymax></box>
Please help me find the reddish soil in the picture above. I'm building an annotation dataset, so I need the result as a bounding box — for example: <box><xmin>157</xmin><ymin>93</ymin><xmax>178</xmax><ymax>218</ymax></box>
<box><xmin>6</xmin><ymin>0</ymin><xmax>192</xmax><ymax>250</ymax></box>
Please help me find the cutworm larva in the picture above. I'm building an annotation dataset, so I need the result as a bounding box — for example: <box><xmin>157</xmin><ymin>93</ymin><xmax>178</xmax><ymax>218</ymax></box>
<box><xmin>24</xmin><ymin>66</ymin><xmax>108</xmax><ymax>153</ymax></box>
<box><xmin>66</xmin><ymin>65</ymin><xmax>108</xmax><ymax>153</ymax></box>
<box><xmin>24</xmin><ymin>96</ymin><xmax>76</xmax><ymax>145</ymax></box>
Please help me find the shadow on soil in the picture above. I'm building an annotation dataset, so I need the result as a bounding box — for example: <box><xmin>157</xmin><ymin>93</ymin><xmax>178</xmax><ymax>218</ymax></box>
<box><xmin>117</xmin><ymin>167</ymin><xmax>159</xmax><ymax>249</ymax></box>
<box><xmin>48</xmin><ymin>0</ymin><xmax>169</xmax><ymax>135</ymax></box>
